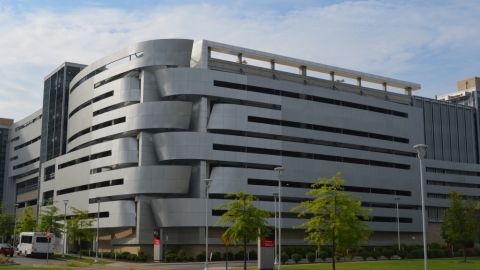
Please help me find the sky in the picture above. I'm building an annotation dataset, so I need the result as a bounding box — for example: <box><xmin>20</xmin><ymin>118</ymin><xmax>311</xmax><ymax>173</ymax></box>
<box><xmin>0</xmin><ymin>0</ymin><xmax>479</xmax><ymax>120</ymax></box>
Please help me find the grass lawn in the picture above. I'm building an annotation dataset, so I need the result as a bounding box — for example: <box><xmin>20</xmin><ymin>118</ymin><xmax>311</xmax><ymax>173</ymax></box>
<box><xmin>0</xmin><ymin>267</ymin><xmax>73</xmax><ymax>270</ymax></box>
<box><xmin>233</xmin><ymin>258</ymin><xmax>480</xmax><ymax>270</ymax></box>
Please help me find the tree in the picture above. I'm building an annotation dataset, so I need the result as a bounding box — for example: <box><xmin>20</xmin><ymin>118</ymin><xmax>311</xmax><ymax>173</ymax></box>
<box><xmin>442</xmin><ymin>191</ymin><xmax>477</xmax><ymax>262</ymax></box>
<box><xmin>38</xmin><ymin>201</ymin><xmax>63</xmax><ymax>237</ymax></box>
<box><xmin>0</xmin><ymin>204</ymin><xmax>14</xmax><ymax>242</ymax></box>
<box><xmin>67</xmin><ymin>208</ymin><xmax>94</xmax><ymax>256</ymax></box>
<box><xmin>217</xmin><ymin>192</ymin><xmax>270</xmax><ymax>270</ymax></box>
<box><xmin>16</xmin><ymin>206</ymin><xmax>36</xmax><ymax>233</ymax></box>
<box><xmin>293</xmin><ymin>172</ymin><xmax>370</xmax><ymax>270</ymax></box>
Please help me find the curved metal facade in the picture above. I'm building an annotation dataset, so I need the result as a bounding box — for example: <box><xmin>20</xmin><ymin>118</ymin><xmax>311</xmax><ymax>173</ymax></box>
<box><xmin>26</xmin><ymin>38</ymin><xmax>480</xmax><ymax>253</ymax></box>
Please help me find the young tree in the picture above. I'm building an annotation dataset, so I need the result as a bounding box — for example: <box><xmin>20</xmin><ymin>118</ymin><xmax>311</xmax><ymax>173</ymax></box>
<box><xmin>38</xmin><ymin>201</ymin><xmax>63</xmax><ymax>237</ymax></box>
<box><xmin>67</xmin><ymin>208</ymin><xmax>94</xmax><ymax>256</ymax></box>
<box><xmin>293</xmin><ymin>172</ymin><xmax>370</xmax><ymax>270</ymax></box>
<box><xmin>442</xmin><ymin>191</ymin><xmax>477</xmax><ymax>262</ymax></box>
<box><xmin>0</xmin><ymin>204</ymin><xmax>14</xmax><ymax>242</ymax></box>
<box><xmin>16</xmin><ymin>206</ymin><xmax>36</xmax><ymax>233</ymax></box>
<box><xmin>217</xmin><ymin>192</ymin><xmax>270</xmax><ymax>270</ymax></box>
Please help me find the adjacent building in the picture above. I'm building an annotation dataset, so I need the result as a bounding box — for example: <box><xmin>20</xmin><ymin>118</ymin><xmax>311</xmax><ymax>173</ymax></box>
<box><xmin>2</xmin><ymin>39</ymin><xmax>480</xmax><ymax>255</ymax></box>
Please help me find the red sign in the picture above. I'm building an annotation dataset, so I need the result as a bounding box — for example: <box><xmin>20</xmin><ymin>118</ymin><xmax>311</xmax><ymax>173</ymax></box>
<box><xmin>153</xmin><ymin>238</ymin><xmax>160</xmax><ymax>245</ymax></box>
<box><xmin>46</xmin><ymin>228</ymin><xmax>52</xmax><ymax>239</ymax></box>
<box><xmin>260</xmin><ymin>239</ymin><xmax>274</xmax><ymax>247</ymax></box>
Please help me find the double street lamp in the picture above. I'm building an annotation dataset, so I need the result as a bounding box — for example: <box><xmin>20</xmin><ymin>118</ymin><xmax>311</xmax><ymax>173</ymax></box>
<box><xmin>274</xmin><ymin>167</ymin><xmax>284</xmax><ymax>270</ymax></box>
<box><xmin>63</xmin><ymin>200</ymin><xmax>69</xmax><ymax>257</ymax></box>
<box><xmin>394</xmin><ymin>197</ymin><xmax>400</xmax><ymax>251</ymax></box>
<box><xmin>413</xmin><ymin>144</ymin><xmax>428</xmax><ymax>270</ymax></box>
<box><xmin>272</xmin><ymin>192</ymin><xmax>278</xmax><ymax>265</ymax></box>
<box><xmin>203</xmin><ymin>178</ymin><xmax>212</xmax><ymax>270</ymax></box>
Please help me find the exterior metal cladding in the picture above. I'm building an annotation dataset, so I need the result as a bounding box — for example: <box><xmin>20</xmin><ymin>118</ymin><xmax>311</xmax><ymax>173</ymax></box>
<box><xmin>2</xmin><ymin>38</ymin><xmax>480</xmax><ymax>255</ymax></box>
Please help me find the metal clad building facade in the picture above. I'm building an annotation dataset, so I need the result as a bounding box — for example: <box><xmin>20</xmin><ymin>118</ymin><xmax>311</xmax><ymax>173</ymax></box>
<box><xmin>2</xmin><ymin>39</ymin><xmax>480</xmax><ymax>253</ymax></box>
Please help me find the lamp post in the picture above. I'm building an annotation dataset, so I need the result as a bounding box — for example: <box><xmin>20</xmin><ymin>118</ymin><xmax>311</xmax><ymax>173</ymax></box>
<box><xmin>414</xmin><ymin>144</ymin><xmax>428</xmax><ymax>270</ymax></box>
<box><xmin>12</xmin><ymin>203</ymin><xmax>18</xmax><ymax>246</ymax></box>
<box><xmin>203</xmin><ymin>178</ymin><xmax>212</xmax><ymax>270</ymax></box>
<box><xmin>394</xmin><ymin>197</ymin><xmax>400</xmax><ymax>251</ymax></box>
<box><xmin>95</xmin><ymin>198</ymin><xmax>100</xmax><ymax>263</ymax></box>
<box><xmin>274</xmin><ymin>167</ymin><xmax>284</xmax><ymax>270</ymax></box>
<box><xmin>272</xmin><ymin>192</ymin><xmax>279</xmax><ymax>265</ymax></box>
<box><xmin>63</xmin><ymin>200</ymin><xmax>69</xmax><ymax>257</ymax></box>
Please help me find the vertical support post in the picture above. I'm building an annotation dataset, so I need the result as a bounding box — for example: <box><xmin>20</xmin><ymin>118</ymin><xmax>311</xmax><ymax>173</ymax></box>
<box><xmin>357</xmin><ymin>77</ymin><xmax>362</xmax><ymax>87</ymax></box>
<box><xmin>237</xmin><ymin>53</ymin><xmax>243</xmax><ymax>64</ymax></box>
<box><xmin>382</xmin><ymin>82</ymin><xmax>388</xmax><ymax>92</ymax></box>
<box><xmin>330</xmin><ymin>72</ymin><xmax>335</xmax><ymax>82</ymax></box>
<box><xmin>63</xmin><ymin>200</ymin><xmax>68</xmax><ymax>257</ymax></box>
<box><xmin>274</xmin><ymin>167</ymin><xmax>285</xmax><ymax>270</ymax></box>
<box><xmin>273</xmin><ymin>193</ymin><xmax>278</xmax><ymax>265</ymax></box>
<box><xmin>203</xmin><ymin>179</ymin><xmax>212</xmax><ymax>270</ymax></box>
<box><xmin>405</xmin><ymin>87</ymin><xmax>412</xmax><ymax>96</ymax></box>
<box><xmin>414</xmin><ymin>144</ymin><xmax>428</xmax><ymax>270</ymax></box>
<box><xmin>395</xmin><ymin>197</ymin><xmax>401</xmax><ymax>251</ymax></box>
<box><xmin>270</xmin><ymin>60</ymin><xmax>275</xmax><ymax>70</ymax></box>
<box><xmin>95</xmin><ymin>199</ymin><xmax>100</xmax><ymax>263</ymax></box>
<box><xmin>207</xmin><ymin>47</ymin><xmax>212</xmax><ymax>59</ymax></box>
<box><xmin>299</xmin><ymin>66</ymin><xmax>307</xmax><ymax>76</ymax></box>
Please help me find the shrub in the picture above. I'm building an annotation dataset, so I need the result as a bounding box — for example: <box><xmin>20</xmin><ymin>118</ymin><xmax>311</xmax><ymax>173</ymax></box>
<box><xmin>174</xmin><ymin>250</ymin><xmax>187</xmax><ymax>262</ymax></box>
<box><xmin>165</xmin><ymin>250</ymin><xmax>177</xmax><ymax>262</ymax></box>
<box><xmin>223</xmin><ymin>251</ymin><xmax>234</xmax><ymax>260</ymax></box>
<box><xmin>360</xmin><ymin>250</ymin><xmax>371</xmax><ymax>260</ymax></box>
<box><xmin>127</xmin><ymin>253</ymin><xmax>138</xmax><ymax>261</ymax></box>
<box><xmin>196</xmin><ymin>252</ymin><xmax>206</xmax><ymax>262</ymax></box>
<box><xmin>291</xmin><ymin>253</ymin><xmax>302</xmax><ymax>263</ymax></box>
<box><xmin>382</xmin><ymin>247</ymin><xmax>395</xmax><ymax>258</ymax></box>
<box><xmin>318</xmin><ymin>251</ymin><xmax>328</xmax><ymax>260</ymax></box>
<box><xmin>211</xmin><ymin>251</ymin><xmax>222</xmax><ymax>261</ymax></box>
<box><xmin>248</xmin><ymin>250</ymin><xmax>257</xmax><ymax>260</ymax></box>
<box><xmin>281</xmin><ymin>252</ymin><xmax>289</xmax><ymax>264</ymax></box>
<box><xmin>0</xmin><ymin>254</ymin><xmax>12</xmax><ymax>264</ymax></box>
<box><xmin>306</xmin><ymin>252</ymin><xmax>315</xmax><ymax>263</ymax></box>
<box><xmin>137</xmin><ymin>251</ymin><xmax>147</xmax><ymax>262</ymax></box>
<box><xmin>407</xmin><ymin>249</ymin><xmax>424</xmax><ymax>259</ymax></box>
<box><xmin>234</xmin><ymin>251</ymin><xmax>244</xmax><ymax>260</ymax></box>
<box><xmin>429</xmin><ymin>248</ymin><xmax>446</xmax><ymax>258</ymax></box>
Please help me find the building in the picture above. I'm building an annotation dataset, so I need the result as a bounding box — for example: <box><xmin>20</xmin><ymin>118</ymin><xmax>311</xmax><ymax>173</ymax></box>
<box><xmin>2</xmin><ymin>39</ymin><xmax>480</xmax><ymax>255</ymax></box>
<box><xmin>0</xmin><ymin>118</ymin><xmax>13</xmax><ymax>204</ymax></box>
<box><xmin>3</xmin><ymin>110</ymin><xmax>42</xmax><ymax>217</ymax></box>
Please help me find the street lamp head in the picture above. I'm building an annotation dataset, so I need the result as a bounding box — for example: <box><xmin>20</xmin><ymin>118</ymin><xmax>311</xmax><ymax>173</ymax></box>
<box><xmin>274</xmin><ymin>166</ymin><xmax>285</xmax><ymax>178</ymax></box>
<box><xmin>394</xmin><ymin>197</ymin><xmax>400</xmax><ymax>201</ymax></box>
<box><xmin>63</xmin><ymin>199</ymin><xmax>69</xmax><ymax>205</ymax></box>
<box><xmin>413</xmin><ymin>144</ymin><xmax>428</xmax><ymax>159</ymax></box>
<box><xmin>272</xmin><ymin>192</ymin><xmax>279</xmax><ymax>197</ymax></box>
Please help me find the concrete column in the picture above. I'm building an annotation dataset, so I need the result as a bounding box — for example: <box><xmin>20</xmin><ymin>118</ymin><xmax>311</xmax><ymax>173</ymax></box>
<box><xmin>270</xmin><ymin>60</ymin><xmax>275</xmax><ymax>70</ymax></box>
<box><xmin>299</xmin><ymin>66</ymin><xmax>307</xmax><ymax>76</ymax></box>
<box><xmin>330</xmin><ymin>72</ymin><xmax>335</xmax><ymax>82</ymax></box>
<box><xmin>237</xmin><ymin>53</ymin><xmax>243</xmax><ymax>64</ymax></box>
<box><xmin>357</xmin><ymin>77</ymin><xmax>362</xmax><ymax>87</ymax></box>
<box><xmin>405</xmin><ymin>87</ymin><xmax>412</xmax><ymax>96</ymax></box>
<box><xmin>207</xmin><ymin>47</ymin><xmax>211</xmax><ymax>58</ymax></box>
<box><xmin>382</xmin><ymin>82</ymin><xmax>387</xmax><ymax>92</ymax></box>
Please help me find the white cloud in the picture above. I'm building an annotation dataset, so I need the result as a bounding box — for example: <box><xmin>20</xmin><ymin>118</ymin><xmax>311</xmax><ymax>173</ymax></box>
<box><xmin>0</xmin><ymin>0</ymin><xmax>479</xmax><ymax>120</ymax></box>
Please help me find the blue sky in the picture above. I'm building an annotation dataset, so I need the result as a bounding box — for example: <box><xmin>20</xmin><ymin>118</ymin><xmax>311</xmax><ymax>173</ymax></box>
<box><xmin>0</xmin><ymin>0</ymin><xmax>479</xmax><ymax>120</ymax></box>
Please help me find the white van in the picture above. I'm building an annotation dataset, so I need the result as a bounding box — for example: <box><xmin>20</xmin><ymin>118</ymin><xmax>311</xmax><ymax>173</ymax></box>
<box><xmin>17</xmin><ymin>232</ymin><xmax>54</xmax><ymax>257</ymax></box>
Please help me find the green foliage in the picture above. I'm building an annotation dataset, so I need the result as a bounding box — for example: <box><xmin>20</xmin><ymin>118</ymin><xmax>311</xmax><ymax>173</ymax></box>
<box><xmin>196</xmin><ymin>252</ymin><xmax>206</xmax><ymax>261</ymax></box>
<box><xmin>16</xmin><ymin>207</ymin><xmax>36</xmax><ymax>233</ymax></box>
<box><xmin>292</xmin><ymin>253</ymin><xmax>303</xmax><ymax>263</ymax></box>
<box><xmin>293</xmin><ymin>172</ymin><xmax>371</xmax><ymax>269</ymax></box>
<box><xmin>306</xmin><ymin>252</ymin><xmax>316</xmax><ymax>263</ymax></box>
<box><xmin>217</xmin><ymin>192</ymin><xmax>269</xmax><ymax>269</ymax></box>
<box><xmin>67</xmin><ymin>207</ymin><xmax>94</xmax><ymax>254</ymax></box>
<box><xmin>0</xmin><ymin>204</ymin><xmax>14</xmax><ymax>239</ymax></box>
<box><xmin>442</xmin><ymin>191</ymin><xmax>477</xmax><ymax>262</ymax></box>
<box><xmin>37</xmin><ymin>201</ymin><xmax>63</xmax><ymax>237</ymax></box>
